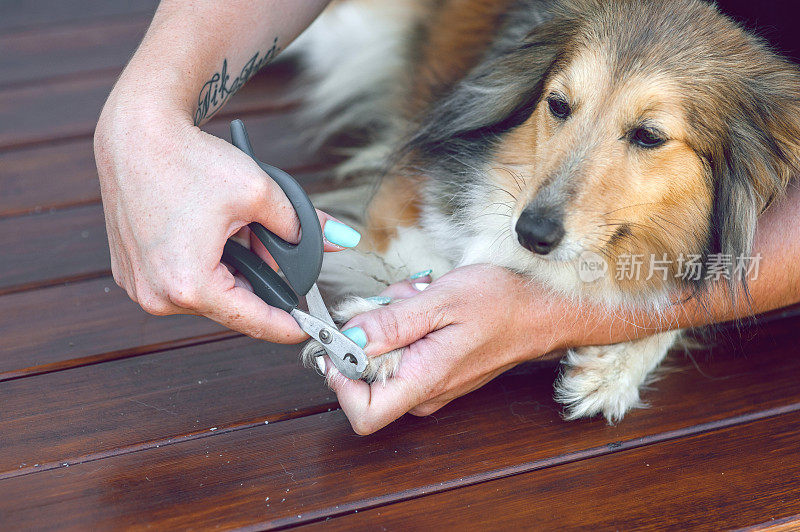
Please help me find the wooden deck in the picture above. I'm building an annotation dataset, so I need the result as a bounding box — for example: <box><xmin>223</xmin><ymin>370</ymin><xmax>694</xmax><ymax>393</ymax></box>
<box><xmin>2</xmin><ymin>3</ymin><xmax>800</xmax><ymax>529</ymax></box>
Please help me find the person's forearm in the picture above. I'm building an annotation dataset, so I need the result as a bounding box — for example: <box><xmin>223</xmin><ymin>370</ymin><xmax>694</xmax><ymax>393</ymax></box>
<box><xmin>550</xmin><ymin>181</ymin><xmax>800</xmax><ymax>351</ymax></box>
<box><xmin>92</xmin><ymin>0</ymin><xmax>345</xmax><ymax>344</ymax></box>
<box><xmin>680</xmin><ymin>180</ymin><xmax>800</xmax><ymax>324</ymax></box>
<box><xmin>103</xmin><ymin>0</ymin><xmax>329</xmax><ymax>126</ymax></box>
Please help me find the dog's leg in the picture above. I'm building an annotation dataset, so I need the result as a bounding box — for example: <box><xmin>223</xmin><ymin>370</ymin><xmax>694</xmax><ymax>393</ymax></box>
<box><xmin>311</xmin><ymin>187</ymin><xmax>452</xmax><ymax>298</ymax></box>
<box><xmin>301</xmin><ymin>296</ymin><xmax>404</xmax><ymax>383</ymax></box>
<box><xmin>304</xmin><ymin>176</ymin><xmax>451</xmax><ymax>383</ymax></box>
<box><xmin>554</xmin><ymin>330</ymin><xmax>681</xmax><ymax>423</ymax></box>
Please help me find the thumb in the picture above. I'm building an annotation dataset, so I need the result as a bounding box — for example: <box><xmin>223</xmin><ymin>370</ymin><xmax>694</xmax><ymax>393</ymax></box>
<box><xmin>242</xmin><ymin>162</ymin><xmax>361</xmax><ymax>253</ymax></box>
<box><xmin>327</xmin><ymin>367</ymin><xmax>428</xmax><ymax>435</ymax></box>
<box><xmin>240</xmin><ymin>157</ymin><xmax>302</xmax><ymax>244</ymax></box>
<box><xmin>339</xmin><ymin>287</ymin><xmax>453</xmax><ymax>358</ymax></box>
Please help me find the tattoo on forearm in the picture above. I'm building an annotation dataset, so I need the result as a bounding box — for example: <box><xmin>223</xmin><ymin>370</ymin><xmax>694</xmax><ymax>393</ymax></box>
<box><xmin>193</xmin><ymin>37</ymin><xmax>281</xmax><ymax>125</ymax></box>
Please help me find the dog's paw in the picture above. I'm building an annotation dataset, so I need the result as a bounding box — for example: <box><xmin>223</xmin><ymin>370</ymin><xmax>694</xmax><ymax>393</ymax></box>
<box><xmin>554</xmin><ymin>344</ymin><xmax>645</xmax><ymax>424</ymax></box>
<box><xmin>359</xmin><ymin>348</ymin><xmax>403</xmax><ymax>384</ymax></box>
<box><xmin>300</xmin><ymin>295</ymin><xmax>403</xmax><ymax>383</ymax></box>
<box><xmin>553</xmin><ymin>332</ymin><xmax>678</xmax><ymax>423</ymax></box>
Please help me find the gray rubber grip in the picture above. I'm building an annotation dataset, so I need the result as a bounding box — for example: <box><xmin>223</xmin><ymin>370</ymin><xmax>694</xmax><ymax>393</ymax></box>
<box><xmin>230</xmin><ymin>119</ymin><xmax>324</xmax><ymax>297</ymax></box>
<box><xmin>222</xmin><ymin>240</ymin><xmax>298</xmax><ymax>313</ymax></box>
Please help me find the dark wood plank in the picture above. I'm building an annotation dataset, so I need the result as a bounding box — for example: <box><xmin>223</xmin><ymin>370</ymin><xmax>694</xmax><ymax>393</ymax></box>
<box><xmin>0</xmin><ymin>108</ymin><xmax>332</xmax><ymax>219</ymax></box>
<box><xmin>0</xmin><ymin>115</ymin><xmax>337</xmax><ymax>295</ymax></box>
<box><xmin>0</xmin><ymin>169</ymin><xmax>338</xmax><ymax>296</ymax></box>
<box><xmin>0</xmin><ymin>62</ymin><xmax>298</xmax><ymax>151</ymax></box>
<box><xmin>0</xmin><ymin>277</ymin><xmax>229</xmax><ymax>379</ymax></box>
<box><xmin>0</xmin><ymin>204</ymin><xmax>110</xmax><ymax>295</ymax></box>
<box><xmin>1</xmin><ymin>316</ymin><xmax>797</xmax><ymax>529</ymax></box>
<box><xmin>0</xmin><ymin>0</ymin><xmax>156</xmax><ymax>34</ymax></box>
<box><xmin>0</xmin><ymin>137</ymin><xmax>100</xmax><ymax>218</ymax></box>
<box><xmin>0</xmin><ymin>16</ymin><xmax>149</xmax><ymax>88</ymax></box>
<box><xmin>0</xmin><ymin>335</ymin><xmax>335</xmax><ymax>479</ymax></box>
<box><xmin>315</xmin><ymin>412</ymin><xmax>800</xmax><ymax>531</ymax></box>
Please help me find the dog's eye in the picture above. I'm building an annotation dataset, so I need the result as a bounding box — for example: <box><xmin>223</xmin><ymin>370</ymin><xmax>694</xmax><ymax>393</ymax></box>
<box><xmin>631</xmin><ymin>128</ymin><xmax>666</xmax><ymax>148</ymax></box>
<box><xmin>547</xmin><ymin>96</ymin><xmax>571</xmax><ymax>120</ymax></box>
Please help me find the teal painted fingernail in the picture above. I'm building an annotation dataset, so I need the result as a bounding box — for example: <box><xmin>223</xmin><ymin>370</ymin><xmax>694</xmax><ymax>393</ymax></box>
<box><xmin>366</xmin><ymin>296</ymin><xmax>392</xmax><ymax>305</ymax></box>
<box><xmin>409</xmin><ymin>269</ymin><xmax>432</xmax><ymax>280</ymax></box>
<box><xmin>324</xmin><ymin>220</ymin><xmax>361</xmax><ymax>248</ymax></box>
<box><xmin>342</xmin><ymin>327</ymin><xmax>367</xmax><ymax>348</ymax></box>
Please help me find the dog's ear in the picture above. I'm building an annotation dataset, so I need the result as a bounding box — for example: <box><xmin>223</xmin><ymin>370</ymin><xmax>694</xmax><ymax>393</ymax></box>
<box><xmin>708</xmin><ymin>56</ymin><xmax>800</xmax><ymax>289</ymax></box>
<box><xmin>404</xmin><ymin>17</ymin><xmax>575</xmax><ymax>162</ymax></box>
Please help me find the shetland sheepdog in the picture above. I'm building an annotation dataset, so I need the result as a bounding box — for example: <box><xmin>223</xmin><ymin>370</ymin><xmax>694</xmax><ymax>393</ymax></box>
<box><xmin>294</xmin><ymin>0</ymin><xmax>800</xmax><ymax>422</ymax></box>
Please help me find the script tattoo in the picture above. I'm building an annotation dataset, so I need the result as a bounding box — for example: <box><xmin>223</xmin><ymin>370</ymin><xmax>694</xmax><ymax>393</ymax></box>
<box><xmin>193</xmin><ymin>38</ymin><xmax>281</xmax><ymax>125</ymax></box>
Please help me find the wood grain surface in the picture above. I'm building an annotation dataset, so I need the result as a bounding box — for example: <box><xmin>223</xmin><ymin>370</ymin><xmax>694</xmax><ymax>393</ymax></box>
<box><xmin>0</xmin><ymin>336</ymin><xmax>336</xmax><ymax>479</ymax></box>
<box><xmin>0</xmin><ymin>15</ymin><xmax>150</xmax><ymax>87</ymax></box>
<box><xmin>1</xmin><ymin>317</ymin><xmax>798</xmax><ymax>529</ymax></box>
<box><xmin>0</xmin><ymin>278</ymin><xmax>229</xmax><ymax>379</ymax></box>
<box><xmin>310</xmin><ymin>412</ymin><xmax>800</xmax><ymax>530</ymax></box>
<box><xmin>2</xmin><ymin>2</ymin><xmax>799</xmax><ymax>529</ymax></box>
<box><xmin>0</xmin><ymin>0</ymin><xmax>156</xmax><ymax>34</ymax></box>
<box><xmin>0</xmin><ymin>62</ymin><xmax>298</xmax><ymax>151</ymax></box>
<box><xmin>0</xmin><ymin>137</ymin><xmax>102</xmax><ymax>218</ymax></box>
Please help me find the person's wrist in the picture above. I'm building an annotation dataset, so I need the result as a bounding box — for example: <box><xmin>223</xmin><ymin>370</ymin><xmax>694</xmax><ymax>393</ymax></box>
<box><xmin>507</xmin><ymin>275</ymin><xmax>573</xmax><ymax>361</ymax></box>
<box><xmin>95</xmin><ymin>86</ymin><xmax>198</xmax><ymax>174</ymax></box>
<box><xmin>98</xmin><ymin>91</ymin><xmax>194</xmax><ymax>142</ymax></box>
<box><xmin>98</xmin><ymin>54</ymin><xmax>198</xmax><ymax>144</ymax></box>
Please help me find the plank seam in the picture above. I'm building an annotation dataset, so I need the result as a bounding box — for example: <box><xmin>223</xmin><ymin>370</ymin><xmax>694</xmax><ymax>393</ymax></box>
<box><xmin>0</xmin><ymin>330</ymin><xmax>240</xmax><ymax>382</ymax></box>
<box><xmin>0</xmin><ymin>270</ymin><xmax>112</xmax><ymax>298</ymax></box>
<box><xmin>0</xmin><ymin>198</ymin><xmax>101</xmax><ymax>222</ymax></box>
<box><xmin>0</xmin><ymin>66</ymin><xmax>126</xmax><ymax>92</ymax></box>
<box><xmin>263</xmin><ymin>402</ymin><xmax>800</xmax><ymax>530</ymax></box>
<box><xmin>0</xmin><ymin>401</ymin><xmax>340</xmax><ymax>481</ymax></box>
<box><xmin>0</xmin><ymin>102</ymin><xmax>299</xmax><ymax>154</ymax></box>
<box><xmin>0</xmin><ymin>11</ymin><xmax>154</xmax><ymax>37</ymax></box>
<box><xmin>0</xmin><ymin>160</ymin><xmax>337</xmax><ymax>222</ymax></box>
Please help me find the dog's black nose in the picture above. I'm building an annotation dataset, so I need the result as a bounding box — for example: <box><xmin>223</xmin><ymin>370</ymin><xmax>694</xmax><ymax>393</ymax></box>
<box><xmin>515</xmin><ymin>210</ymin><xmax>565</xmax><ymax>255</ymax></box>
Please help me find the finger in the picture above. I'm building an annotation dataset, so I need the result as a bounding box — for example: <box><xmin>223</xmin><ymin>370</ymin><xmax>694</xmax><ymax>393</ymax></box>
<box><xmin>244</xmin><ymin>160</ymin><xmax>361</xmax><ymax>252</ymax></box>
<box><xmin>408</xmin><ymin>359</ymin><xmax>518</xmax><ymax>418</ymax></box>
<box><xmin>199</xmin><ymin>263</ymin><xmax>308</xmax><ymax>344</ymax></box>
<box><xmin>107</xmin><ymin>224</ymin><xmax>139</xmax><ymax>298</ymax></box>
<box><xmin>127</xmin><ymin>259</ymin><xmax>189</xmax><ymax>316</ymax></box>
<box><xmin>408</xmin><ymin>400</ymin><xmax>450</xmax><ymax>417</ymax></box>
<box><xmin>320</xmin><ymin>211</ymin><xmax>361</xmax><ymax>251</ymax></box>
<box><xmin>247</xmin><ymin>210</ymin><xmax>360</xmax><ymax>274</ymax></box>
<box><xmin>249</xmin><ymin>229</ymin><xmax>280</xmax><ymax>270</ymax></box>
<box><xmin>327</xmin><ymin>357</ymin><xmax>430</xmax><ymax>435</ymax></box>
<box><xmin>339</xmin><ymin>288</ymin><xmax>453</xmax><ymax>358</ymax></box>
<box><xmin>232</xmin><ymin>271</ymin><xmax>253</xmax><ymax>292</ymax></box>
<box><xmin>244</xmin><ymin>161</ymin><xmax>303</xmax><ymax>244</ymax></box>
<box><xmin>379</xmin><ymin>271</ymin><xmax>434</xmax><ymax>299</ymax></box>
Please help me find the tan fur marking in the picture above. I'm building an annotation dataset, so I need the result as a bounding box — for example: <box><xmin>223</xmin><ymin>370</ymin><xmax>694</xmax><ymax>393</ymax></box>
<box><xmin>362</xmin><ymin>175</ymin><xmax>424</xmax><ymax>253</ymax></box>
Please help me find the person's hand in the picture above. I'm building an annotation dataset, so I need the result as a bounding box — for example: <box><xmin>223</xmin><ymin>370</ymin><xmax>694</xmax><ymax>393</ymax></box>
<box><xmin>94</xmin><ymin>108</ymin><xmax>360</xmax><ymax>343</ymax></box>
<box><xmin>323</xmin><ymin>264</ymin><xmax>568</xmax><ymax>435</ymax></box>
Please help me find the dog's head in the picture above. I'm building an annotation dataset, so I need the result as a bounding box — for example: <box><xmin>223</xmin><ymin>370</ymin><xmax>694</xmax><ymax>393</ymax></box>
<box><xmin>407</xmin><ymin>0</ymin><xmax>800</xmax><ymax>300</ymax></box>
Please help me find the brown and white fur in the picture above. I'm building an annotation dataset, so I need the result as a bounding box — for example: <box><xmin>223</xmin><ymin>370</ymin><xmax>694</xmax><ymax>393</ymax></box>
<box><xmin>293</xmin><ymin>0</ymin><xmax>800</xmax><ymax>422</ymax></box>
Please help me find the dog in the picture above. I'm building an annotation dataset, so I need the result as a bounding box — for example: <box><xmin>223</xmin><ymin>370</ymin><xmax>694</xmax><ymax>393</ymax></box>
<box><xmin>293</xmin><ymin>0</ymin><xmax>800</xmax><ymax>422</ymax></box>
